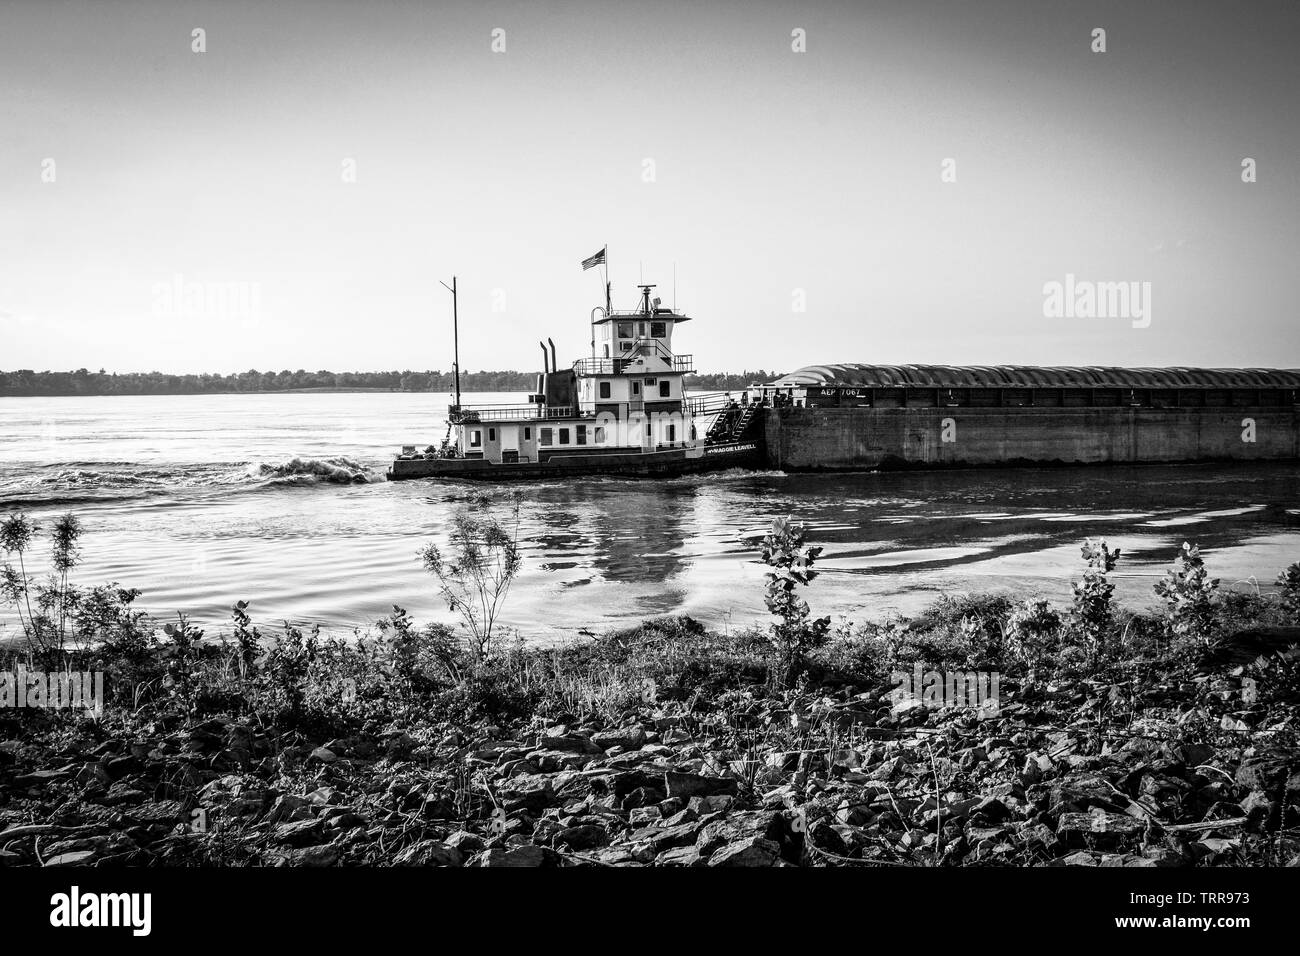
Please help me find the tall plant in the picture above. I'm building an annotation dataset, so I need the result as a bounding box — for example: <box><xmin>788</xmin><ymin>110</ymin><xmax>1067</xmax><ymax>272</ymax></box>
<box><xmin>419</xmin><ymin>495</ymin><xmax>523</xmax><ymax>667</ymax></box>
<box><xmin>1276</xmin><ymin>561</ymin><xmax>1300</xmax><ymax>624</ymax></box>
<box><xmin>1070</xmin><ymin>538</ymin><xmax>1121</xmax><ymax>663</ymax></box>
<box><xmin>1153</xmin><ymin>541</ymin><xmax>1219</xmax><ymax>647</ymax></box>
<box><xmin>0</xmin><ymin>513</ymin><xmax>85</xmax><ymax>658</ymax></box>
<box><xmin>759</xmin><ymin>517</ymin><xmax>830</xmax><ymax>686</ymax></box>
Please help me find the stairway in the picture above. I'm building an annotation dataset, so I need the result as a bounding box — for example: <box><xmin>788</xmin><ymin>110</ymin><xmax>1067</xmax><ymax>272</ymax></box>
<box><xmin>704</xmin><ymin>402</ymin><xmax>762</xmax><ymax>446</ymax></box>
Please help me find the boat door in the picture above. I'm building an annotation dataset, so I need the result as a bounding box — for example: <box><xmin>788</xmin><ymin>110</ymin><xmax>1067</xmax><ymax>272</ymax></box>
<box><xmin>497</xmin><ymin>424</ymin><xmax>520</xmax><ymax>463</ymax></box>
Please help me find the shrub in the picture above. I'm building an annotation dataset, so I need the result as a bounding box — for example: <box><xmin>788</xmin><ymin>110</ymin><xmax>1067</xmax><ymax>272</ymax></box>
<box><xmin>1070</xmin><ymin>538</ymin><xmax>1121</xmax><ymax>663</ymax></box>
<box><xmin>231</xmin><ymin>600</ymin><xmax>261</xmax><ymax>679</ymax></box>
<box><xmin>1153</xmin><ymin>542</ymin><xmax>1219</xmax><ymax>648</ymax></box>
<box><xmin>758</xmin><ymin>518</ymin><xmax>830</xmax><ymax>686</ymax></box>
<box><xmin>262</xmin><ymin>622</ymin><xmax>318</xmax><ymax>720</ymax></box>
<box><xmin>1277</xmin><ymin>561</ymin><xmax>1300</xmax><ymax>623</ymax></box>
<box><xmin>1</xmin><ymin>513</ymin><xmax>86</xmax><ymax>660</ymax></box>
<box><xmin>419</xmin><ymin>495</ymin><xmax>523</xmax><ymax>667</ymax></box>
<box><xmin>1005</xmin><ymin>599</ymin><xmax>1063</xmax><ymax>671</ymax></box>
<box><xmin>160</xmin><ymin>613</ymin><xmax>204</xmax><ymax>714</ymax></box>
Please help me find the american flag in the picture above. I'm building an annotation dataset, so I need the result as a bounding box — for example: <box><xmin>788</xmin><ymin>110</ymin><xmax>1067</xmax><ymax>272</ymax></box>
<box><xmin>581</xmin><ymin>248</ymin><xmax>606</xmax><ymax>271</ymax></box>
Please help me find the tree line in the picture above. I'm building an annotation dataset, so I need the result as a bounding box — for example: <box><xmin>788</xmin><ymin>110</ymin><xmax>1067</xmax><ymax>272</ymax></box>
<box><xmin>0</xmin><ymin>368</ymin><xmax>781</xmax><ymax>397</ymax></box>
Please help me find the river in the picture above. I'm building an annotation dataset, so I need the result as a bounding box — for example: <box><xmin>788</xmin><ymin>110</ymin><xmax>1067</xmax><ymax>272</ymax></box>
<box><xmin>2</xmin><ymin>392</ymin><xmax>1298</xmax><ymax>642</ymax></box>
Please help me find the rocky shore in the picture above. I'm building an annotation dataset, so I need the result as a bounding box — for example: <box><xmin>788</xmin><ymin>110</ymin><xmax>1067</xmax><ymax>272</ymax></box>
<box><xmin>3</xmin><ymin>513</ymin><xmax>1298</xmax><ymax>868</ymax></box>
<box><xmin>2</xmin><ymin>638</ymin><xmax>1295</xmax><ymax>868</ymax></box>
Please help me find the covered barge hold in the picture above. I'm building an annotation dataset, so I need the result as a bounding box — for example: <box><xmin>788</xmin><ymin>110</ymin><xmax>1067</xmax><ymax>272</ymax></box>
<box><xmin>758</xmin><ymin>364</ymin><xmax>1300</xmax><ymax>470</ymax></box>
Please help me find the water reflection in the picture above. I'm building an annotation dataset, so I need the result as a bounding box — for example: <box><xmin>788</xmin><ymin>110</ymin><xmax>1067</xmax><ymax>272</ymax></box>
<box><xmin>527</xmin><ymin>482</ymin><xmax>696</xmax><ymax>586</ymax></box>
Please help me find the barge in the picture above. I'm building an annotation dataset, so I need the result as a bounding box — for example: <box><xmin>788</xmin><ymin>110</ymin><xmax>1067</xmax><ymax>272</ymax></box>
<box><xmin>388</xmin><ymin>259</ymin><xmax>763</xmax><ymax>481</ymax></box>
<box><xmin>757</xmin><ymin>364</ymin><xmax>1300</xmax><ymax>470</ymax></box>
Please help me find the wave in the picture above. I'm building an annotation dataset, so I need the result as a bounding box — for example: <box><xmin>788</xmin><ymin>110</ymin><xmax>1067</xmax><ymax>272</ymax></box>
<box><xmin>0</xmin><ymin>455</ymin><xmax>379</xmax><ymax>507</ymax></box>
<box><xmin>245</xmin><ymin>456</ymin><xmax>373</xmax><ymax>485</ymax></box>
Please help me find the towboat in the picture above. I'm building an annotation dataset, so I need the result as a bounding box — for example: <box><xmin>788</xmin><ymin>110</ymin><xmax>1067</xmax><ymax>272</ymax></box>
<box><xmin>387</xmin><ymin>267</ymin><xmax>764</xmax><ymax>481</ymax></box>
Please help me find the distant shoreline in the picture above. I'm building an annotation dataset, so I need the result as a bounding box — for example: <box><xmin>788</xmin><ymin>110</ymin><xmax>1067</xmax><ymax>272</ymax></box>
<box><xmin>0</xmin><ymin>369</ymin><xmax>777</xmax><ymax>398</ymax></box>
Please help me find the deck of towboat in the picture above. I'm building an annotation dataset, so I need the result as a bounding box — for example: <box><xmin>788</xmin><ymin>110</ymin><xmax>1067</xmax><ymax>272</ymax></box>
<box><xmin>386</xmin><ymin>439</ymin><xmax>763</xmax><ymax>481</ymax></box>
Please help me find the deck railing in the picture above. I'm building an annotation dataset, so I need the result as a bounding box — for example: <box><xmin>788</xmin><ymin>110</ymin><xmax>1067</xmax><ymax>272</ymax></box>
<box><xmin>450</xmin><ymin>404</ymin><xmax>574</xmax><ymax>423</ymax></box>
<box><xmin>574</xmin><ymin>353</ymin><xmax>694</xmax><ymax>376</ymax></box>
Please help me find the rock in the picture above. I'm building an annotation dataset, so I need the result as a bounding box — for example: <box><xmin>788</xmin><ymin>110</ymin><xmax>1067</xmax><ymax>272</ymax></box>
<box><xmin>836</xmin><ymin>800</ymin><xmax>872</xmax><ymax>827</ymax></box>
<box><xmin>473</xmin><ymin>845</ymin><xmax>559</xmax><ymax>868</ymax></box>
<box><xmin>973</xmin><ymin>796</ymin><xmax>1012</xmax><ymax>821</ymax></box>
<box><xmin>496</xmin><ymin>774</ymin><xmax>556</xmax><ymax>813</ymax></box>
<box><xmin>274</xmin><ymin>819</ymin><xmax>325</xmax><ymax>847</ymax></box>
<box><xmin>536</xmin><ymin>732</ymin><xmax>603</xmax><ymax>756</ymax></box>
<box><xmin>1021</xmin><ymin>752</ymin><xmax>1053</xmax><ymax>784</ymax></box>
<box><xmin>688</xmin><ymin>795</ymin><xmax>734</xmax><ymax>816</ymax></box>
<box><xmin>657</xmin><ymin>798</ymin><xmax>686</xmax><ymax>817</ymax></box>
<box><xmin>662</xmin><ymin>808</ymin><xmax>698</xmax><ymax>827</ymax></box>
<box><xmin>383</xmin><ymin>732</ymin><xmax>417</xmax><ymax>757</ymax></box>
<box><xmin>99</xmin><ymin>783</ymin><xmax>148</xmax><ymax>807</ymax></box>
<box><xmin>621</xmin><ymin>787</ymin><xmax>662</xmax><ymax>810</ymax></box>
<box><xmin>695</xmin><ymin>811</ymin><xmax>787</xmax><ymax>859</ymax></box>
<box><xmin>663</xmin><ymin>772</ymin><xmax>738</xmax><ymax>799</ymax></box>
<box><xmin>266</xmin><ymin>794</ymin><xmax>311</xmax><ymax>824</ymax></box>
<box><xmin>1055</xmin><ymin>850</ymin><xmax>1100</xmax><ymax>866</ymax></box>
<box><xmin>1057</xmin><ymin>810</ymin><xmax>1145</xmax><ymax>845</ymax></box>
<box><xmin>528</xmin><ymin>749</ymin><xmax>595</xmax><ymax>772</ymax></box>
<box><xmin>305</xmin><ymin>787</ymin><xmax>342</xmax><ymax>807</ymax></box>
<box><xmin>592</xmin><ymin>727</ymin><xmax>647</xmax><ymax>751</ymax></box>
<box><xmin>278</xmin><ymin>845</ymin><xmax>339</xmax><ymax>867</ymax></box>
<box><xmin>808</xmin><ymin>819</ymin><xmax>849</xmax><ymax>857</ymax></box>
<box><xmin>1235</xmin><ymin>750</ymin><xmax>1292</xmax><ymax>791</ymax></box>
<box><xmin>656</xmin><ymin>845</ymin><xmax>706</xmax><ymax>867</ymax></box>
<box><xmin>127</xmin><ymin>800</ymin><xmax>185</xmax><ymax>825</ymax></box>
<box><xmin>308</xmin><ymin>747</ymin><xmax>338</xmax><ymax>765</ymax></box>
<box><xmin>445</xmin><ymin>831</ymin><xmax>485</xmax><ymax>854</ymax></box>
<box><xmin>394</xmin><ymin>841</ymin><xmax>462</xmax><ymax>866</ymax></box>
<box><xmin>1240</xmin><ymin>790</ymin><xmax>1276</xmax><ymax>828</ymax></box>
<box><xmin>554</xmin><ymin>824</ymin><xmax>607</xmax><ymax>850</ymax></box>
<box><xmin>626</xmin><ymin>820</ymin><xmax>705</xmax><ymax>855</ymax></box>
<box><xmin>105</xmin><ymin>755</ymin><xmax>142</xmax><ymax>779</ymax></box>
<box><xmin>708</xmin><ymin>836</ymin><xmax>782</xmax><ymax>867</ymax></box>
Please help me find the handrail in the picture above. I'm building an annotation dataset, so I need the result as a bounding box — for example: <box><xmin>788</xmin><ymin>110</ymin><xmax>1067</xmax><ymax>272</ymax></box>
<box><xmin>450</xmin><ymin>404</ymin><xmax>575</xmax><ymax>423</ymax></box>
<box><xmin>574</xmin><ymin>352</ymin><xmax>694</xmax><ymax>376</ymax></box>
<box><xmin>686</xmin><ymin>392</ymin><xmax>739</xmax><ymax>415</ymax></box>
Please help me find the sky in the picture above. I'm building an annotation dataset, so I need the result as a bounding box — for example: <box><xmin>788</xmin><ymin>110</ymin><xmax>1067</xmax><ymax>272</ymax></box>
<box><xmin>1</xmin><ymin>0</ymin><xmax>1298</xmax><ymax>375</ymax></box>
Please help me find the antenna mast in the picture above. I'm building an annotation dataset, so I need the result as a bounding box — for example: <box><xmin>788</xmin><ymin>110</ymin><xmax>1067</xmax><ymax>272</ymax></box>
<box><xmin>439</xmin><ymin>276</ymin><xmax>461</xmax><ymax>409</ymax></box>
